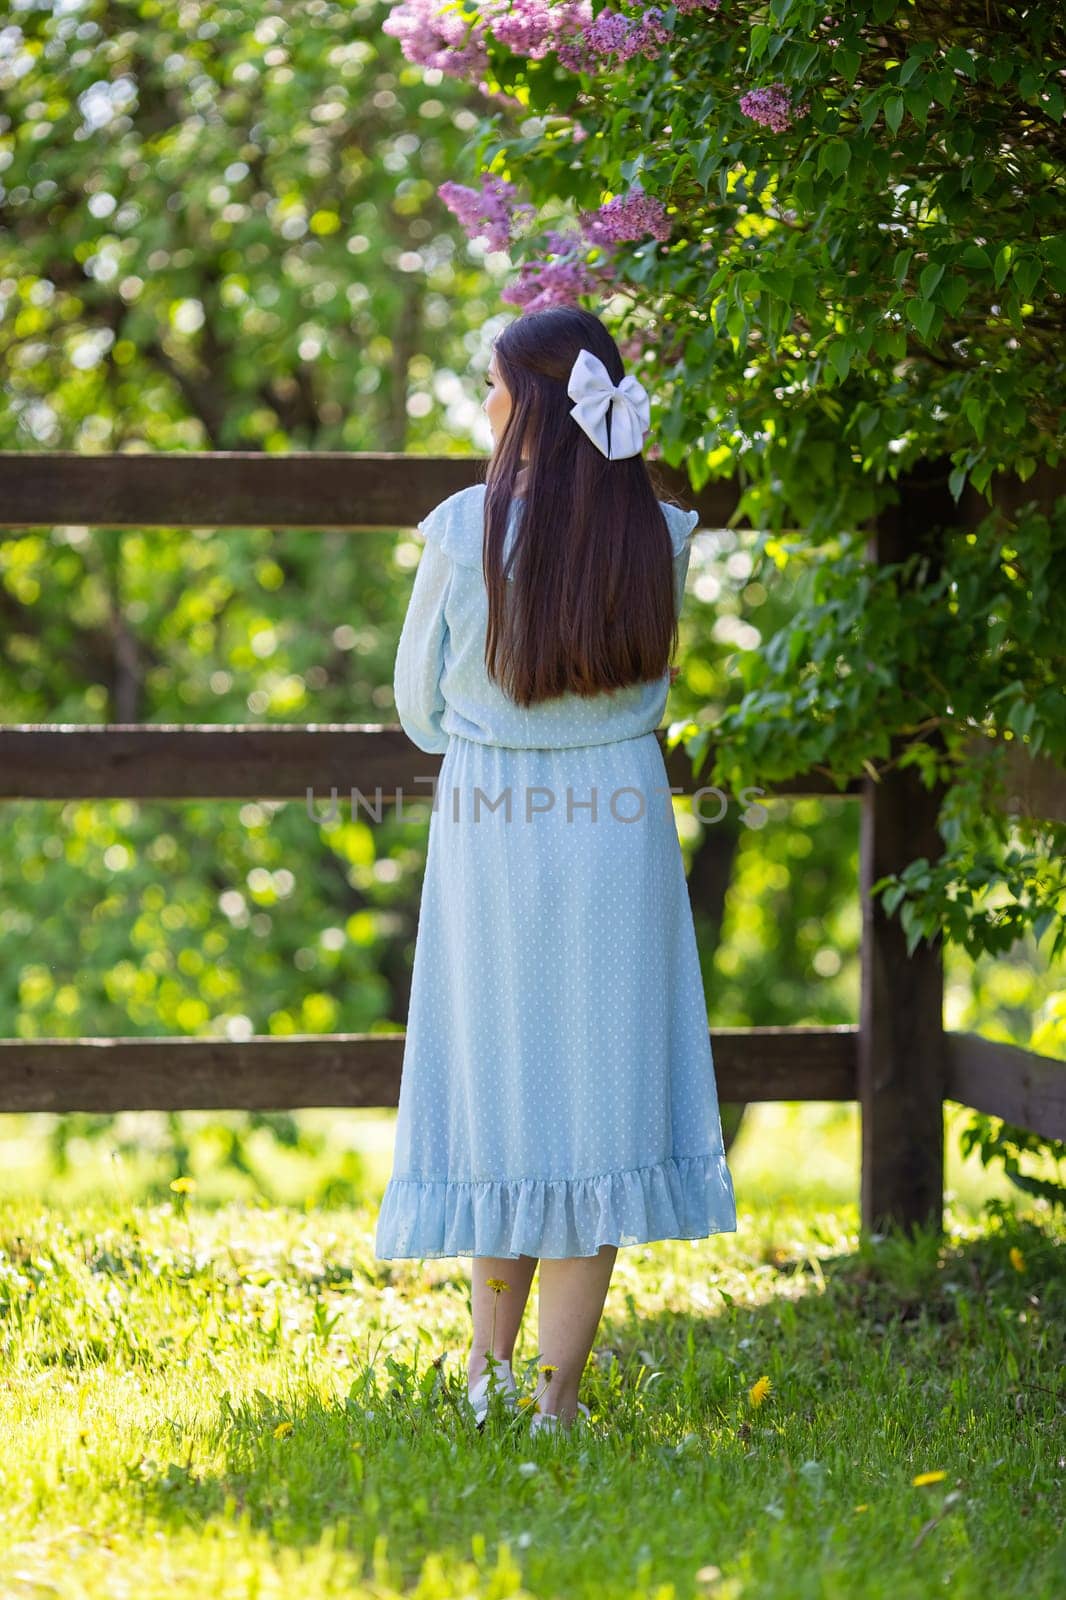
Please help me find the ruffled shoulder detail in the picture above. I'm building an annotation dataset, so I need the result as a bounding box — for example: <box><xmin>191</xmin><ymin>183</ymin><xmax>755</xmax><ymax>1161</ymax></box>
<box><xmin>446</xmin><ymin>483</ymin><xmax>493</xmax><ymax>569</ymax></box>
<box><xmin>658</xmin><ymin>499</ymin><xmax>700</xmax><ymax>557</ymax></box>
<box><xmin>419</xmin><ymin>484</ymin><xmax>523</xmax><ymax>573</ymax></box>
<box><xmin>415</xmin><ymin>483</ymin><xmax>488</xmax><ymax>568</ymax></box>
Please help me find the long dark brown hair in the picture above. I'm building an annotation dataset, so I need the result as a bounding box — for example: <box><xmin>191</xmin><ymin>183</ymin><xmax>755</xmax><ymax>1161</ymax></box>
<box><xmin>482</xmin><ymin>305</ymin><xmax>686</xmax><ymax>707</ymax></box>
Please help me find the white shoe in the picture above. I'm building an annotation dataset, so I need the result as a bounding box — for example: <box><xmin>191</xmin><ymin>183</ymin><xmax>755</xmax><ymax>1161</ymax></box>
<box><xmin>467</xmin><ymin>1359</ymin><xmax>517</xmax><ymax>1425</ymax></box>
<box><xmin>530</xmin><ymin>1401</ymin><xmax>590</xmax><ymax>1436</ymax></box>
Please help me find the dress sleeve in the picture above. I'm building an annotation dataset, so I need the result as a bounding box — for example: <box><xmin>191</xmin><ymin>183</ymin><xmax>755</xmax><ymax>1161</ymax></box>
<box><xmin>416</xmin><ymin>496</ymin><xmax>450</xmax><ymax>550</ymax></box>
<box><xmin>672</xmin><ymin>536</ymin><xmax>694</xmax><ymax>619</ymax></box>
<box><xmin>393</xmin><ymin>527</ymin><xmax>453</xmax><ymax>755</ymax></box>
<box><xmin>667</xmin><ymin>506</ymin><xmax>699</xmax><ymax>617</ymax></box>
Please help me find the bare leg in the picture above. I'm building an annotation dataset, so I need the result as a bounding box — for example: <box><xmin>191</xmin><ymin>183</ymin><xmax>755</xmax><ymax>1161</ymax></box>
<box><xmin>468</xmin><ymin>1254</ymin><xmax>538</xmax><ymax>1385</ymax></box>
<box><xmin>535</xmin><ymin>1243</ymin><xmax>618</xmax><ymax>1424</ymax></box>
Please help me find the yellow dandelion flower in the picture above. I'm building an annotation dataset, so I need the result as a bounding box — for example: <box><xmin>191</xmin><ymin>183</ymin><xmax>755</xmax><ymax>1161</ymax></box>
<box><xmin>912</xmin><ymin>1470</ymin><xmax>947</xmax><ymax>1487</ymax></box>
<box><xmin>854</xmin><ymin>1504</ymin><xmax>869</xmax><ymax>1514</ymax></box>
<box><xmin>273</xmin><ymin>1420</ymin><xmax>294</xmax><ymax>1439</ymax></box>
<box><xmin>748</xmin><ymin>1375</ymin><xmax>772</xmax><ymax>1408</ymax></box>
<box><xmin>486</xmin><ymin>1278</ymin><xmax>511</xmax><ymax>1292</ymax></box>
<box><xmin>537</xmin><ymin>1362</ymin><xmax>558</xmax><ymax>1373</ymax></box>
<box><xmin>170</xmin><ymin>1176</ymin><xmax>196</xmax><ymax>1194</ymax></box>
<box><xmin>516</xmin><ymin>1395</ymin><xmax>535</xmax><ymax>1410</ymax></box>
<box><xmin>1009</xmin><ymin>1247</ymin><xmax>1025</xmax><ymax>1273</ymax></box>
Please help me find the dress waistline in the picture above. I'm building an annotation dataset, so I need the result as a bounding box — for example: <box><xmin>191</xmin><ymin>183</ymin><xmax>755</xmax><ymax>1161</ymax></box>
<box><xmin>444</xmin><ymin>728</ymin><xmax>662</xmax><ymax>754</ymax></box>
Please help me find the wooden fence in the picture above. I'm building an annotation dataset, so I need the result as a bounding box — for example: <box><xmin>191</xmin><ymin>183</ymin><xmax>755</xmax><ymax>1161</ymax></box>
<box><xmin>1</xmin><ymin>450</ymin><xmax>1063</xmax><ymax>1232</ymax></box>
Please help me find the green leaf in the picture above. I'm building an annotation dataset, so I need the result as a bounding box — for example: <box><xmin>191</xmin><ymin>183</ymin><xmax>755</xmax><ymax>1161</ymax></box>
<box><xmin>885</xmin><ymin>95</ymin><xmax>905</xmax><ymax>135</ymax></box>
<box><xmin>897</xmin><ymin>53</ymin><xmax>925</xmax><ymax>87</ymax></box>
<box><xmin>819</xmin><ymin>138</ymin><xmax>851</xmax><ymax>179</ymax></box>
<box><xmin>787</xmin><ymin>626</ymin><xmax>807</xmax><ymax>668</ymax></box>
<box><xmin>918</xmin><ymin>261</ymin><xmax>944</xmax><ymax>300</ymax></box>
<box><xmin>882</xmin><ymin>882</ymin><xmax>908</xmax><ymax>914</ymax></box>
<box><xmin>944</xmin><ymin>46</ymin><xmax>975</xmax><ymax>77</ymax></box>
<box><xmin>959</xmin><ymin>242</ymin><xmax>990</xmax><ymax>270</ymax></box>
<box><xmin>971</xmin><ymin>160</ymin><xmax>997</xmax><ymax>196</ymax></box>
<box><xmin>904</xmin><ymin>88</ymin><xmax>929</xmax><ymax>129</ymax></box>
<box><xmin>1006</xmin><ymin>698</ymin><xmax>1036</xmax><ymax>738</ymax></box>
<box><xmin>930</xmin><ymin>69</ymin><xmax>957</xmax><ymax>109</ymax></box>
<box><xmin>791</xmin><ymin>41</ymin><xmax>820</xmax><ymax>80</ymax></box>
<box><xmin>905</xmin><ymin>297</ymin><xmax>937</xmax><ymax>340</ymax></box>
<box><xmin>725</xmin><ymin>301</ymin><xmax>748</xmax><ymax>351</ymax></box>
<box><xmin>748</xmin><ymin>23</ymin><xmax>771</xmax><ymax>65</ymax></box>
<box><xmin>941</xmin><ymin>276</ymin><xmax>969</xmax><ymax>315</ymax></box>
<box><xmin>988</xmin><ymin>55</ymin><xmax>1013</xmax><ymax>89</ymax></box>
<box><xmin>962</xmin><ymin>396</ymin><xmax>987</xmax><ymax>442</ymax></box>
<box><xmin>993</xmin><ymin>244</ymin><xmax>1013</xmax><ymax>288</ymax></box>
<box><xmin>1012</xmin><ymin>255</ymin><xmax>1041</xmax><ymax>299</ymax></box>
<box><xmin>760</xmin><ymin>267</ymin><xmax>795</xmax><ymax>301</ymax></box>
<box><xmin>826</xmin><ymin>339</ymin><xmax>852</xmax><ymax>383</ymax></box>
<box><xmin>833</xmin><ymin>46</ymin><xmax>861</xmax><ymax>85</ymax></box>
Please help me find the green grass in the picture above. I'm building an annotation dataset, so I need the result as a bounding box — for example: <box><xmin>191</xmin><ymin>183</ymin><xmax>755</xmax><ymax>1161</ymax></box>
<box><xmin>0</xmin><ymin>1109</ymin><xmax>1063</xmax><ymax>1599</ymax></box>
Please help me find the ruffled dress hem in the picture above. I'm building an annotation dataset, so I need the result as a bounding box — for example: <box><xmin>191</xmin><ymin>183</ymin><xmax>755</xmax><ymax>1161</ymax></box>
<box><xmin>374</xmin><ymin>1151</ymin><xmax>736</xmax><ymax>1260</ymax></box>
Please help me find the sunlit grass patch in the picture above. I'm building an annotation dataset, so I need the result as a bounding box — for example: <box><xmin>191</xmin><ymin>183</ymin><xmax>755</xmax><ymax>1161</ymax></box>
<box><xmin>0</xmin><ymin>1141</ymin><xmax>1063</xmax><ymax>1598</ymax></box>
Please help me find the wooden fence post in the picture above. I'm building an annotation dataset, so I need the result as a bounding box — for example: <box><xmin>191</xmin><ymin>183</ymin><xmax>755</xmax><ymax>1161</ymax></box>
<box><xmin>859</xmin><ymin>460</ymin><xmax>953</xmax><ymax>1233</ymax></box>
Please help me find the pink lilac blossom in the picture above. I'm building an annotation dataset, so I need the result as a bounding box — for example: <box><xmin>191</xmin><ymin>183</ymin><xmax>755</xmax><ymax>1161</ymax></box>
<box><xmin>581</xmin><ymin>5</ymin><xmax>670</xmax><ymax>65</ymax></box>
<box><xmin>738</xmin><ymin>84</ymin><xmax>805</xmax><ymax>132</ymax></box>
<box><xmin>381</xmin><ymin>0</ymin><xmax>491</xmax><ymax>78</ymax></box>
<box><xmin>633</xmin><ymin>6</ymin><xmax>671</xmax><ymax>53</ymax></box>
<box><xmin>585</xmin><ymin>11</ymin><xmax>634</xmax><ymax>56</ymax></box>
<box><xmin>500</xmin><ymin>254</ymin><xmax>606</xmax><ymax>312</ymax></box>
<box><xmin>437</xmin><ymin>175</ymin><xmax>535</xmax><ymax>252</ymax></box>
<box><xmin>384</xmin><ymin>0</ymin><xmax>719</xmax><ymax>80</ymax></box>
<box><xmin>541</xmin><ymin>226</ymin><xmax>589</xmax><ymax>256</ymax></box>
<box><xmin>548</xmin><ymin>0</ymin><xmax>596</xmax><ymax>71</ymax></box>
<box><xmin>579</xmin><ymin>188</ymin><xmax>672</xmax><ymax>245</ymax></box>
<box><xmin>490</xmin><ymin>0</ymin><xmax>556</xmax><ymax>58</ymax></box>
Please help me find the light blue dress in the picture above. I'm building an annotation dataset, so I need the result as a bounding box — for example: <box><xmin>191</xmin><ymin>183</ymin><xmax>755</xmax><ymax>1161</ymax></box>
<box><xmin>374</xmin><ymin>483</ymin><xmax>737</xmax><ymax>1260</ymax></box>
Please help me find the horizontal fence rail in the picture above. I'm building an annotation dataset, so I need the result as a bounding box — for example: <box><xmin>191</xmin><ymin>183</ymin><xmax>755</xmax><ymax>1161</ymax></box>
<box><xmin>945</xmin><ymin>1034</ymin><xmax>1066</xmax><ymax>1141</ymax></box>
<box><xmin>0</xmin><ymin>1027</ymin><xmax>859</xmax><ymax>1112</ymax></box>
<box><xmin>1</xmin><ymin>449</ymin><xmax>1054</xmax><ymax>533</ymax></box>
<box><xmin>2</xmin><ymin>1028</ymin><xmax>1060</xmax><ymax>1140</ymax></box>
<box><xmin>0</xmin><ymin>726</ymin><xmax>1059</xmax><ymax>819</ymax></box>
<box><xmin>0</xmin><ymin>725</ymin><xmax>860</xmax><ymax>803</ymax></box>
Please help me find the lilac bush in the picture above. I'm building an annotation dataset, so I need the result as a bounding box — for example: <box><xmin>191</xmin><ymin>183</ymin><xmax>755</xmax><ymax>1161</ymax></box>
<box><xmin>382</xmin><ymin>0</ymin><xmax>1066</xmax><ymax>1098</ymax></box>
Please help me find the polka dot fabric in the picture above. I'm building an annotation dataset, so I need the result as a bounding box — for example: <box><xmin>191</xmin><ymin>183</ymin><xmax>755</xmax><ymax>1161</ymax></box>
<box><xmin>375</xmin><ymin>485</ymin><xmax>737</xmax><ymax>1260</ymax></box>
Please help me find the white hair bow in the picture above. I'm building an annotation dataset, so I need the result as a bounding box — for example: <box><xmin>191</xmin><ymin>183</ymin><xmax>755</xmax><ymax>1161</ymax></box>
<box><xmin>566</xmin><ymin>347</ymin><xmax>651</xmax><ymax>460</ymax></box>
